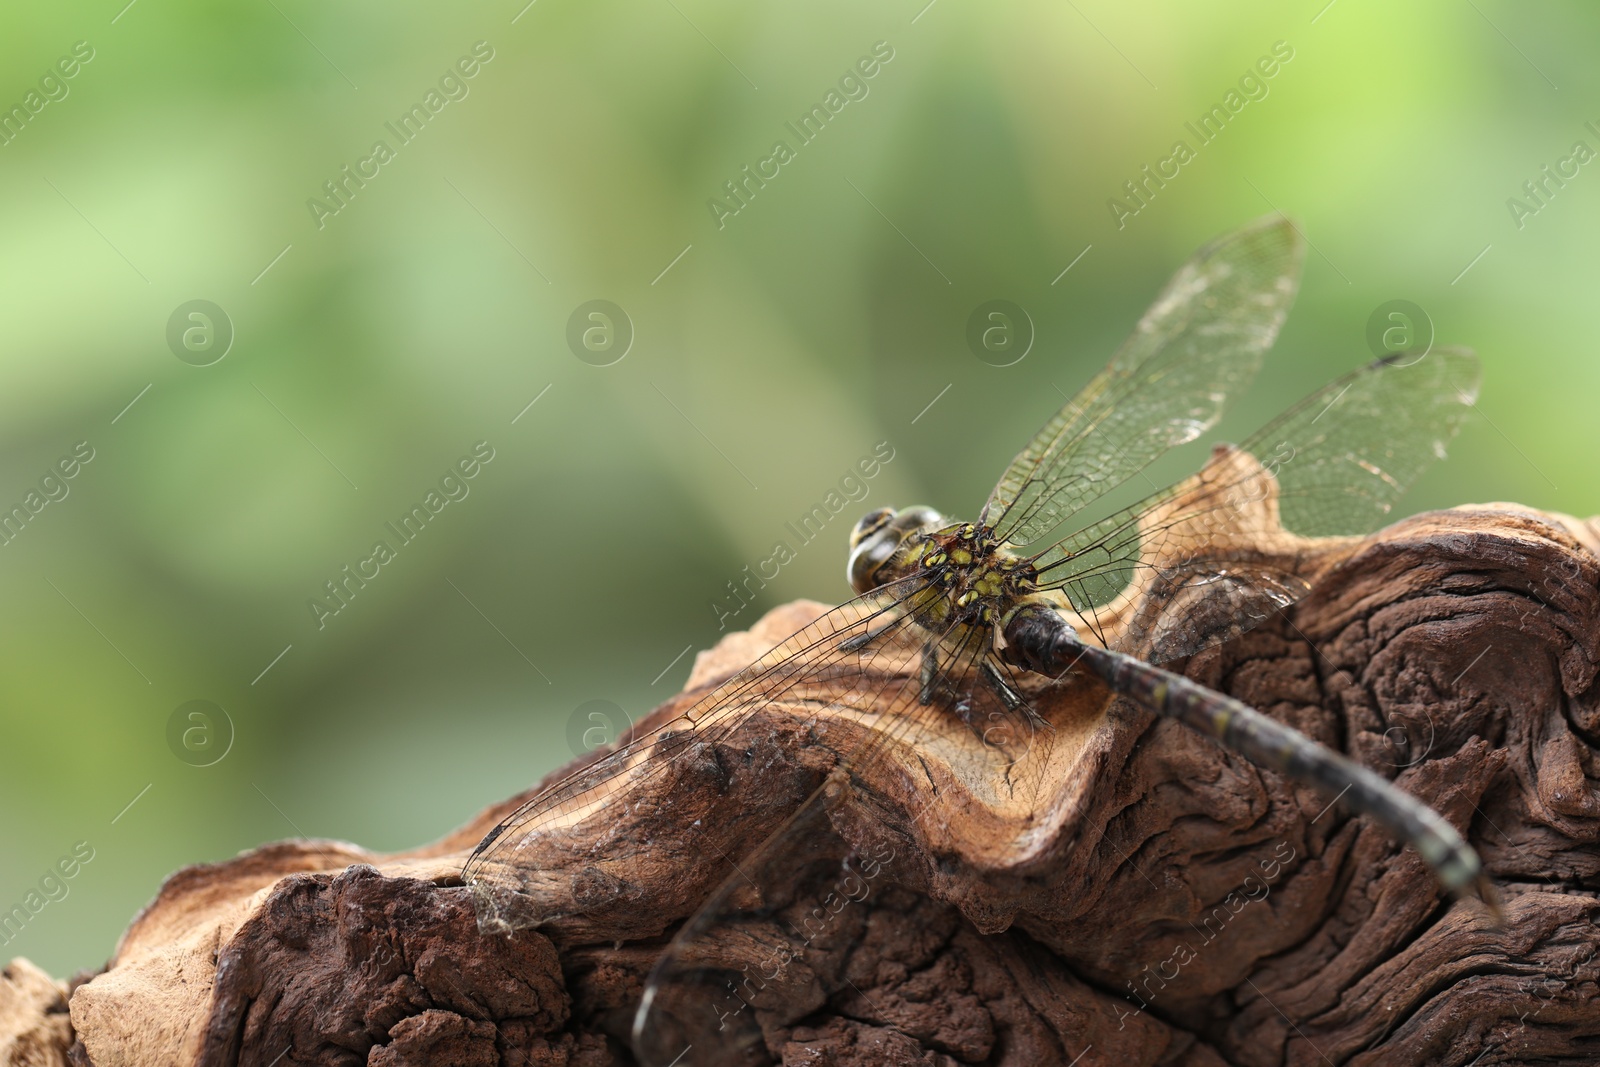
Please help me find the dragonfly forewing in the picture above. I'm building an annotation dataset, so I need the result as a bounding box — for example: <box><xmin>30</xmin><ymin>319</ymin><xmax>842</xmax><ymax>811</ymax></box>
<box><xmin>465</xmin><ymin>575</ymin><xmax>1044</xmax><ymax>937</ymax></box>
<box><xmin>983</xmin><ymin>214</ymin><xmax>1305</xmax><ymax>548</ymax></box>
<box><xmin>464</xmin><ymin>582</ymin><xmax>922</xmax><ymax>933</ymax></box>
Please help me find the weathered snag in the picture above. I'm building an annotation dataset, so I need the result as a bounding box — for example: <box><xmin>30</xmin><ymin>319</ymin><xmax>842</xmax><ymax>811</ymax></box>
<box><xmin>3</xmin><ymin>503</ymin><xmax>1599</xmax><ymax>1066</ymax></box>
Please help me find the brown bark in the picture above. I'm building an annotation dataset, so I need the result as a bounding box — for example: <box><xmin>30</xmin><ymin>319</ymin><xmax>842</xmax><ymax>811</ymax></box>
<box><xmin>5</xmin><ymin>504</ymin><xmax>1600</xmax><ymax>1067</ymax></box>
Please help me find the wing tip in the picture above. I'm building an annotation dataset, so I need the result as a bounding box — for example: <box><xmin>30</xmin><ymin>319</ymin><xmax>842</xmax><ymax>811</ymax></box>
<box><xmin>1197</xmin><ymin>212</ymin><xmax>1306</xmax><ymax>271</ymax></box>
<box><xmin>1370</xmin><ymin>345</ymin><xmax>1483</xmax><ymax>406</ymax></box>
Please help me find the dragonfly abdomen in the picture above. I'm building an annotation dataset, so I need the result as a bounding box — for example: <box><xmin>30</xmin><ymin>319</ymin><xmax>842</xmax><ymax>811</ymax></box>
<box><xmin>1000</xmin><ymin>603</ymin><xmax>1493</xmax><ymax>908</ymax></box>
<box><xmin>999</xmin><ymin>602</ymin><xmax>1089</xmax><ymax>677</ymax></box>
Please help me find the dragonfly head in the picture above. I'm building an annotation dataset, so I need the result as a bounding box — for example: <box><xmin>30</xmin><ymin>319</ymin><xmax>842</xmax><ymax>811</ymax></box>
<box><xmin>847</xmin><ymin>505</ymin><xmax>945</xmax><ymax>594</ymax></box>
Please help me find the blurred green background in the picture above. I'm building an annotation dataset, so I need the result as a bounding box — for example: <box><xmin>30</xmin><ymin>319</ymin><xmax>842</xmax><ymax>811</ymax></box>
<box><xmin>2</xmin><ymin>0</ymin><xmax>1596</xmax><ymax>977</ymax></box>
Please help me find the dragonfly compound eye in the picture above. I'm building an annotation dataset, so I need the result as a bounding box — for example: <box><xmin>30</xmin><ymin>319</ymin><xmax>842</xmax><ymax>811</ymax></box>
<box><xmin>848</xmin><ymin>507</ymin><xmax>896</xmax><ymax>551</ymax></box>
<box><xmin>846</xmin><ymin>505</ymin><xmax>946</xmax><ymax>594</ymax></box>
<box><xmin>847</xmin><ymin>523</ymin><xmax>901</xmax><ymax>595</ymax></box>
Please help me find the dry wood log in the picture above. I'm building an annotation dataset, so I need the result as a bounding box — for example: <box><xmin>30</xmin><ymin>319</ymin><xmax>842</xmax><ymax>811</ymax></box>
<box><xmin>4</xmin><ymin>501</ymin><xmax>1600</xmax><ymax>1067</ymax></box>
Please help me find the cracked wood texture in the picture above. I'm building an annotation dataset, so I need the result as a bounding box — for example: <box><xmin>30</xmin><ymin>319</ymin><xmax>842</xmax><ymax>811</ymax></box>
<box><xmin>4</xmin><ymin>503</ymin><xmax>1600</xmax><ymax>1067</ymax></box>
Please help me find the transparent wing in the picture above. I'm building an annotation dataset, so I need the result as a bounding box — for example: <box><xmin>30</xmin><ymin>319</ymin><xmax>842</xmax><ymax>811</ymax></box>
<box><xmin>630</xmin><ymin>616</ymin><xmax>1009</xmax><ymax>1067</ymax></box>
<box><xmin>982</xmin><ymin>215</ymin><xmax>1305</xmax><ymax>547</ymax></box>
<box><xmin>1252</xmin><ymin>347</ymin><xmax>1482</xmax><ymax>537</ymax></box>
<box><xmin>464</xmin><ymin>574</ymin><xmax>1041</xmax><ymax>943</ymax></box>
<box><xmin>463</xmin><ymin>579</ymin><xmax>925</xmax><ymax>933</ymax></box>
<box><xmin>1028</xmin><ymin>347</ymin><xmax>1481</xmax><ymax>662</ymax></box>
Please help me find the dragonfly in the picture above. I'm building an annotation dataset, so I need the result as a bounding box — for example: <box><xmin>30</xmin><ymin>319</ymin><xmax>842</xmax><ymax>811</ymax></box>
<box><xmin>463</xmin><ymin>216</ymin><xmax>1493</xmax><ymax>1066</ymax></box>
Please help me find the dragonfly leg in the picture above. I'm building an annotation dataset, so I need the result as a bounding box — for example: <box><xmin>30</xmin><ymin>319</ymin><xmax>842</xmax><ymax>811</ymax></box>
<box><xmin>980</xmin><ymin>659</ymin><xmax>1024</xmax><ymax>712</ymax></box>
<box><xmin>919</xmin><ymin>641</ymin><xmax>938</xmax><ymax>705</ymax></box>
<box><xmin>837</xmin><ymin>613</ymin><xmax>903</xmax><ymax>653</ymax></box>
<box><xmin>980</xmin><ymin>659</ymin><xmax>1048</xmax><ymax>730</ymax></box>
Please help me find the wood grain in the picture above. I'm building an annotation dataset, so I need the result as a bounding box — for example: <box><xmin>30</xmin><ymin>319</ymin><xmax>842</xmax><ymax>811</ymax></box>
<box><xmin>4</xmin><ymin>503</ymin><xmax>1599</xmax><ymax>1066</ymax></box>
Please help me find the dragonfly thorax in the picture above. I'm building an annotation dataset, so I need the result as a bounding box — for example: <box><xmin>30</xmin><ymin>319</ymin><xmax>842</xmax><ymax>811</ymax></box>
<box><xmin>848</xmin><ymin>506</ymin><xmax>1037</xmax><ymax>629</ymax></box>
<box><xmin>914</xmin><ymin>524</ymin><xmax>1038</xmax><ymax>628</ymax></box>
